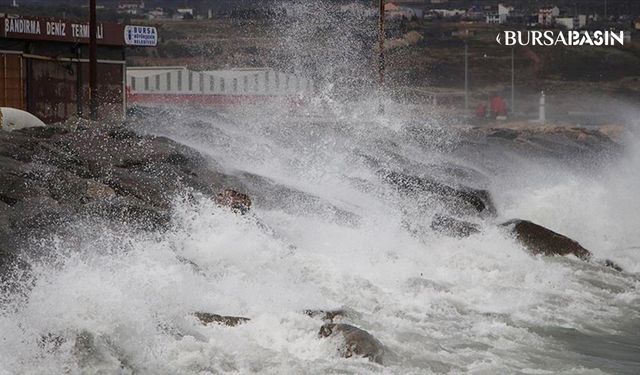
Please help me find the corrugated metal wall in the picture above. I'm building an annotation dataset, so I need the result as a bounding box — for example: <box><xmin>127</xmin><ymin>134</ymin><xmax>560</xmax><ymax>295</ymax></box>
<box><xmin>27</xmin><ymin>59</ymin><xmax>124</xmax><ymax>124</ymax></box>
<box><xmin>128</xmin><ymin>69</ymin><xmax>314</xmax><ymax>96</ymax></box>
<box><xmin>0</xmin><ymin>53</ymin><xmax>25</xmax><ymax>110</ymax></box>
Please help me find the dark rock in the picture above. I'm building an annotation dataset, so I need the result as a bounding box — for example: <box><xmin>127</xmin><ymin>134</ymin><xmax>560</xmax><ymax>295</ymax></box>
<box><xmin>430</xmin><ymin>214</ymin><xmax>480</xmax><ymax>238</ymax></box>
<box><xmin>501</xmin><ymin>219</ymin><xmax>591</xmax><ymax>260</ymax></box>
<box><xmin>383</xmin><ymin>170</ymin><xmax>496</xmax><ymax>217</ymax></box>
<box><xmin>194</xmin><ymin>312</ymin><xmax>250</xmax><ymax>327</ymax></box>
<box><xmin>604</xmin><ymin>259</ymin><xmax>623</xmax><ymax>272</ymax></box>
<box><xmin>0</xmin><ymin>123</ymin><xmax>234</xmax><ymax>278</ymax></box>
<box><xmin>85</xmin><ymin>180</ymin><xmax>116</xmax><ymax>200</ymax></box>
<box><xmin>303</xmin><ymin>309</ymin><xmax>347</xmax><ymax>323</ymax></box>
<box><xmin>9</xmin><ymin>196</ymin><xmax>74</xmax><ymax>231</ymax></box>
<box><xmin>81</xmin><ymin>196</ymin><xmax>171</xmax><ymax>229</ymax></box>
<box><xmin>228</xmin><ymin>172</ymin><xmax>359</xmax><ymax>225</ymax></box>
<box><xmin>319</xmin><ymin>323</ymin><xmax>385</xmax><ymax>365</ymax></box>
<box><xmin>215</xmin><ymin>189</ymin><xmax>252</xmax><ymax>214</ymax></box>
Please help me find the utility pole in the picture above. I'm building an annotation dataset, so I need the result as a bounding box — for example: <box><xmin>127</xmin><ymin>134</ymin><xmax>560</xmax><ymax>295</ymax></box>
<box><xmin>511</xmin><ymin>46</ymin><xmax>515</xmax><ymax>115</ymax></box>
<box><xmin>89</xmin><ymin>0</ymin><xmax>98</xmax><ymax>120</ymax></box>
<box><xmin>464</xmin><ymin>39</ymin><xmax>468</xmax><ymax>113</ymax></box>
<box><xmin>378</xmin><ymin>0</ymin><xmax>385</xmax><ymax>114</ymax></box>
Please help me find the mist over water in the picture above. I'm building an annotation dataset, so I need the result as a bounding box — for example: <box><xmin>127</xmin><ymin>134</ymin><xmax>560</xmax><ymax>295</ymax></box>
<box><xmin>1</xmin><ymin>1</ymin><xmax>640</xmax><ymax>374</ymax></box>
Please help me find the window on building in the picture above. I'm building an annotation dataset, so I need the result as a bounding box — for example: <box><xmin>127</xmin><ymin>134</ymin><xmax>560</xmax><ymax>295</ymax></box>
<box><xmin>144</xmin><ymin>77</ymin><xmax>149</xmax><ymax>91</ymax></box>
<box><xmin>155</xmin><ymin>75</ymin><xmax>160</xmax><ymax>91</ymax></box>
<box><xmin>188</xmin><ymin>71</ymin><xmax>193</xmax><ymax>91</ymax></box>
<box><xmin>178</xmin><ymin>71</ymin><xmax>183</xmax><ymax>91</ymax></box>
<box><xmin>233</xmin><ymin>78</ymin><xmax>238</xmax><ymax>92</ymax></box>
<box><xmin>210</xmin><ymin>76</ymin><xmax>215</xmax><ymax>91</ymax></box>
<box><xmin>167</xmin><ymin>73</ymin><xmax>171</xmax><ymax>91</ymax></box>
<box><xmin>199</xmin><ymin>73</ymin><xmax>204</xmax><ymax>92</ymax></box>
<box><xmin>131</xmin><ymin>77</ymin><xmax>136</xmax><ymax>91</ymax></box>
<box><xmin>220</xmin><ymin>78</ymin><xmax>225</xmax><ymax>92</ymax></box>
<box><xmin>244</xmin><ymin>76</ymin><xmax>249</xmax><ymax>92</ymax></box>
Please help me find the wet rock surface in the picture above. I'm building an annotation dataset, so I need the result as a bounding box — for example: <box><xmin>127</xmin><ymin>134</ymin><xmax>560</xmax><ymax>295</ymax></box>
<box><xmin>319</xmin><ymin>323</ymin><xmax>385</xmax><ymax>365</ymax></box>
<box><xmin>462</xmin><ymin>126</ymin><xmax>622</xmax><ymax>160</ymax></box>
<box><xmin>194</xmin><ymin>312</ymin><xmax>251</xmax><ymax>327</ymax></box>
<box><xmin>430</xmin><ymin>214</ymin><xmax>481</xmax><ymax>238</ymax></box>
<box><xmin>382</xmin><ymin>170</ymin><xmax>496</xmax><ymax>218</ymax></box>
<box><xmin>304</xmin><ymin>309</ymin><xmax>350</xmax><ymax>323</ymax></box>
<box><xmin>0</xmin><ymin>122</ymin><xmax>233</xmax><ymax>272</ymax></box>
<box><xmin>501</xmin><ymin>219</ymin><xmax>592</xmax><ymax>260</ymax></box>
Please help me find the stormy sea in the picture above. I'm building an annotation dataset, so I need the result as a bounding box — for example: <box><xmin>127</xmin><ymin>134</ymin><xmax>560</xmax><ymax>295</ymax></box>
<box><xmin>1</xmin><ymin>2</ymin><xmax>640</xmax><ymax>374</ymax></box>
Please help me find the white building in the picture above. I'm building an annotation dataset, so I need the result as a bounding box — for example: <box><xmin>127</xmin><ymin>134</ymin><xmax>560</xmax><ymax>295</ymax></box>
<box><xmin>118</xmin><ymin>1</ymin><xmax>145</xmax><ymax>15</ymax></box>
<box><xmin>147</xmin><ymin>8</ymin><xmax>168</xmax><ymax>20</ymax></box>
<box><xmin>538</xmin><ymin>6</ymin><xmax>560</xmax><ymax>26</ymax></box>
<box><xmin>176</xmin><ymin>8</ymin><xmax>194</xmax><ymax>17</ymax></box>
<box><xmin>486</xmin><ymin>13</ymin><xmax>500</xmax><ymax>24</ymax></box>
<box><xmin>432</xmin><ymin>8</ymin><xmax>466</xmax><ymax>18</ymax></box>
<box><xmin>486</xmin><ymin>4</ymin><xmax>513</xmax><ymax>24</ymax></box>
<box><xmin>498</xmin><ymin>4</ymin><xmax>513</xmax><ymax>22</ymax></box>
<box><xmin>556</xmin><ymin>17</ymin><xmax>575</xmax><ymax>29</ymax></box>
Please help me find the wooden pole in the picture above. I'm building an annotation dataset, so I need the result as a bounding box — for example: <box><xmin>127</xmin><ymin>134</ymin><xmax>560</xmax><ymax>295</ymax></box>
<box><xmin>378</xmin><ymin>0</ymin><xmax>385</xmax><ymax>114</ymax></box>
<box><xmin>89</xmin><ymin>0</ymin><xmax>98</xmax><ymax>120</ymax></box>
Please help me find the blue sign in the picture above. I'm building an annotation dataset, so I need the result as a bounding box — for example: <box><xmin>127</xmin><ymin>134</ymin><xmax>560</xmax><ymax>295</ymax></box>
<box><xmin>124</xmin><ymin>25</ymin><xmax>158</xmax><ymax>46</ymax></box>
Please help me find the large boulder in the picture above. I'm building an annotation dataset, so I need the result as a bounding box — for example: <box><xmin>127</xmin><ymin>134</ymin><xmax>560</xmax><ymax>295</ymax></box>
<box><xmin>382</xmin><ymin>170</ymin><xmax>496</xmax><ymax>217</ymax></box>
<box><xmin>501</xmin><ymin>219</ymin><xmax>591</xmax><ymax>260</ymax></box>
<box><xmin>319</xmin><ymin>323</ymin><xmax>385</xmax><ymax>365</ymax></box>
<box><xmin>0</xmin><ymin>121</ymin><xmax>234</xmax><ymax>274</ymax></box>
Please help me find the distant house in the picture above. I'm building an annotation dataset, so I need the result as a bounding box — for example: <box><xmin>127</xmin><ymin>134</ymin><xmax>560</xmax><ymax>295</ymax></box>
<box><xmin>556</xmin><ymin>15</ymin><xmax>586</xmax><ymax>30</ymax></box>
<box><xmin>147</xmin><ymin>8</ymin><xmax>168</xmax><ymax>20</ymax></box>
<box><xmin>635</xmin><ymin>19</ymin><xmax>640</xmax><ymax>30</ymax></box>
<box><xmin>486</xmin><ymin>13</ymin><xmax>500</xmax><ymax>24</ymax></box>
<box><xmin>175</xmin><ymin>8</ymin><xmax>194</xmax><ymax>19</ymax></box>
<box><xmin>577</xmin><ymin>14</ymin><xmax>587</xmax><ymax>28</ymax></box>
<box><xmin>432</xmin><ymin>8</ymin><xmax>466</xmax><ymax>18</ymax></box>
<box><xmin>556</xmin><ymin>17</ymin><xmax>575</xmax><ymax>29</ymax></box>
<box><xmin>384</xmin><ymin>3</ymin><xmax>400</xmax><ymax>12</ymax></box>
<box><xmin>118</xmin><ymin>1</ymin><xmax>145</xmax><ymax>15</ymax></box>
<box><xmin>177</xmin><ymin>8</ymin><xmax>194</xmax><ymax>16</ymax></box>
<box><xmin>538</xmin><ymin>6</ymin><xmax>559</xmax><ymax>26</ymax></box>
<box><xmin>486</xmin><ymin>3</ymin><xmax>511</xmax><ymax>24</ymax></box>
<box><xmin>465</xmin><ymin>5</ymin><xmax>486</xmax><ymax>21</ymax></box>
<box><xmin>384</xmin><ymin>3</ymin><xmax>419</xmax><ymax>20</ymax></box>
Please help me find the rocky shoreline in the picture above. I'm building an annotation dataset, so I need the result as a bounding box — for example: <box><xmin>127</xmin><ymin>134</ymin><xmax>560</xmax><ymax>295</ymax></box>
<box><xmin>0</xmin><ymin>121</ymin><xmax>239</xmax><ymax>277</ymax></box>
<box><xmin>0</xmin><ymin>120</ymin><xmax>626</xmax><ymax>365</ymax></box>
